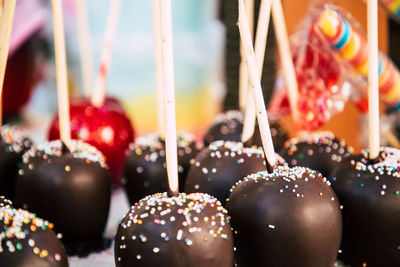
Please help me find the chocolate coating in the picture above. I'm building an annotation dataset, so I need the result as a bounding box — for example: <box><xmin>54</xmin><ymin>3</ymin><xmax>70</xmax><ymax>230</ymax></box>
<box><xmin>114</xmin><ymin>192</ymin><xmax>234</xmax><ymax>267</ymax></box>
<box><xmin>329</xmin><ymin>147</ymin><xmax>400</xmax><ymax>267</ymax></box>
<box><xmin>123</xmin><ymin>133</ymin><xmax>203</xmax><ymax>205</ymax></box>
<box><xmin>227</xmin><ymin>166</ymin><xmax>342</xmax><ymax>267</ymax></box>
<box><xmin>0</xmin><ymin>197</ymin><xmax>69</xmax><ymax>267</ymax></box>
<box><xmin>185</xmin><ymin>141</ymin><xmax>285</xmax><ymax>205</ymax></box>
<box><xmin>204</xmin><ymin>110</ymin><xmax>288</xmax><ymax>151</ymax></box>
<box><xmin>280</xmin><ymin>131</ymin><xmax>353</xmax><ymax>177</ymax></box>
<box><xmin>15</xmin><ymin>140</ymin><xmax>111</xmax><ymax>256</ymax></box>
<box><xmin>0</xmin><ymin>125</ymin><xmax>32</xmax><ymax>200</ymax></box>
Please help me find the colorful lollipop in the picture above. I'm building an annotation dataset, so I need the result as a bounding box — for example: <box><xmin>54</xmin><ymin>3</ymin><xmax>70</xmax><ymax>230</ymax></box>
<box><xmin>316</xmin><ymin>7</ymin><xmax>400</xmax><ymax>111</ymax></box>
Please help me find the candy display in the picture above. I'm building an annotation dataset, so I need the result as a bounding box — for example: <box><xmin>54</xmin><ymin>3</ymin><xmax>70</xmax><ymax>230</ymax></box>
<box><xmin>48</xmin><ymin>97</ymin><xmax>135</xmax><ymax>184</ymax></box>
<box><xmin>203</xmin><ymin>110</ymin><xmax>288</xmax><ymax>151</ymax></box>
<box><xmin>1</xmin><ymin>0</ymin><xmax>399</xmax><ymax>265</ymax></box>
<box><xmin>0</xmin><ymin>197</ymin><xmax>69</xmax><ymax>267</ymax></box>
<box><xmin>329</xmin><ymin>147</ymin><xmax>400</xmax><ymax>266</ymax></box>
<box><xmin>114</xmin><ymin>192</ymin><xmax>234</xmax><ymax>267</ymax></box>
<box><xmin>316</xmin><ymin>6</ymin><xmax>400</xmax><ymax>112</ymax></box>
<box><xmin>15</xmin><ymin>140</ymin><xmax>111</xmax><ymax>256</ymax></box>
<box><xmin>0</xmin><ymin>125</ymin><xmax>32</xmax><ymax>199</ymax></box>
<box><xmin>185</xmin><ymin>140</ymin><xmax>286</xmax><ymax>206</ymax></box>
<box><xmin>123</xmin><ymin>132</ymin><xmax>202</xmax><ymax>205</ymax></box>
<box><xmin>227</xmin><ymin>166</ymin><xmax>342</xmax><ymax>267</ymax></box>
<box><xmin>280</xmin><ymin>131</ymin><xmax>353</xmax><ymax>177</ymax></box>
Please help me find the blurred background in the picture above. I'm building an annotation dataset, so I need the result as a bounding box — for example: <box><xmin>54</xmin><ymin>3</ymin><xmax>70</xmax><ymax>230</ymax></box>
<box><xmin>3</xmin><ymin>0</ymin><xmax>396</xmax><ymax>151</ymax></box>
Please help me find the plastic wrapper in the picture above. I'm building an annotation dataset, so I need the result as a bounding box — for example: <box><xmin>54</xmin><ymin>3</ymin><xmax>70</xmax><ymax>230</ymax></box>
<box><xmin>269</xmin><ymin>5</ymin><xmax>353</xmax><ymax>131</ymax></box>
<box><xmin>270</xmin><ymin>3</ymin><xmax>400</xmax><ymax>131</ymax></box>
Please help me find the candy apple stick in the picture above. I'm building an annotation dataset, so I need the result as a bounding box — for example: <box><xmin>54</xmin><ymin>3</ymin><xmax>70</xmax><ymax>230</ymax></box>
<box><xmin>238</xmin><ymin>0</ymin><xmax>277</xmax><ymax>168</ymax></box>
<box><xmin>242</xmin><ymin>0</ymin><xmax>272</xmax><ymax>143</ymax></box>
<box><xmin>160</xmin><ymin>0</ymin><xmax>179</xmax><ymax>195</ymax></box>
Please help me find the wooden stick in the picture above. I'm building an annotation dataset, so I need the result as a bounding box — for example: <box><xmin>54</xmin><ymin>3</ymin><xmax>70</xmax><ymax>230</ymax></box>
<box><xmin>242</xmin><ymin>0</ymin><xmax>272</xmax><ymax>143</ymax></box>
<box><xmin>52</xmin><ymin>0</ymin><xmax>71</xmax><ymax>146</ymax></box>
<box><xmin>160</xmin><ymin>0</ymin><xmax>179</xmax><ymax>195</ymax></box>
<box><xmin>239</xmin><ymin>0</ymin><xmax>254</xmax><ymax>110</ymax></box>
<box><xmin>74</xmin><ymin>0</ymin><xmax>95</xmax><ymax>97</ymax></box>
<box><xmin>91</xmin><ymin>0</ymin><xmax>122</xmax><ymax>107</ymax></box>
<box><xmin>0</xmin><ymin>0</ymin><xmax>16</xmax><ymax>127</ymax></box>
<box><xmin>152</xmin><ymin>0</ymin><xmax>164</xmax><ymax>136</ymax></box>
<box><xmin>238</xmin><ymin>0</ymin><xmax>277</xmax><ymax>168</ymax></box>
<box><xmin>367</xmin><ymin>0</ymin><xmax>380</xmax><ymax>159</ymax></box>
<box><xmin>271</xmin><ymin>0</ymin><xmax>299</xmax><ymax>121</ymax></box>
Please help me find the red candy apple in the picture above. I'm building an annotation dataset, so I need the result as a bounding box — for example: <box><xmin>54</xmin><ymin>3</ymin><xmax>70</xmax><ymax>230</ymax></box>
<box><xmin>48</xmin><ymin>97</ymin><xmax>135</xmax><ymax>184</ymax></box>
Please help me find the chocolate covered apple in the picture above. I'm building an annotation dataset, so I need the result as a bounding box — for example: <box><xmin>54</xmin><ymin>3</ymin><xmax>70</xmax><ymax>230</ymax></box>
<box><xmin>280</xmin><ymin>131</ymin><xmax>353</xmax><ymax>177</ymax></box>
<box><xmin>123</xmin><ymin>132</ymin><xmax>202</xmax><ymax>205</ymax></box>
<box><xmin>185</xmin><ymin>140</ymin><xmax>286</xmax><ymax>205</ymax></box>
<box><xmin>0</xmin><ymin>197</ymin><xmax>69</xmax><ymax>267</ymax></box>
<box><xmin>227</xmin><ymin>166</ymin><xmax>342</xmax><ymax>267</ymax></box>
<box><xmin>15</xmin><ymin>140</ymin><xmax>111</xmax><ymax>256</ymax></box>
<box><xmin>114</xmin><ymin>192</ymin><xmax>234</xmax><ymax>267</ymax></box>
<box><xmin>0</xmin><ymin>125</ymin><xmax>32</xmax><ymax>199</ymax></box>
<box><xmin>329</xmin><ymin>147</ymin><xmax>400</xmax><ymax>266</ymax></box>
<box><xmin>204</xmin><ymin>110</ymin><xmax>288</xmax><ymax>151</ymax></box>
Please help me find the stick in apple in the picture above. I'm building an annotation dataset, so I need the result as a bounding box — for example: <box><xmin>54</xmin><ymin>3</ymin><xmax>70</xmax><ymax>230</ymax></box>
<box><xmin>238</xmin><ymin>0</ymin><xmax>277</xmax><ymax>169</ymax></box>
<box><xmin>0</xmin><ymin>0</ymin><xmax>16</xmax><ymax>127</ymax></box>
<box><xmin>74</xmin><ymin>0</ymin><xmax>95</xmax><ymax>97</ymax></box>
<box><xmin>242</xmin><ymin>0</ymin><xmax>272</xmax><ymax>143</ymax></box>
<box><xmin>239</xmin><ymin>0</ymin><xmax>254</xmax><ymax>110</ymax></box>
<box><xmin>91</xmin><ymin>0</ymin><xmax>123</xmax><ymax>107</ymax></box>
<box><xmin>152</xmin><ymin>0</ymin><xmax>165</xmax><ymax>136</ymax></box>
<box><xmin>160</xmin><ymin>0</ymin><xmax>179</xmax><ymax>195</ymax></box>
<box><xmin>367</xmin><ymin>0</ymin><xmax>380</xmax><ymax>159</ymax></box>
<box><xmin>51</xmin><ymin>0</ymin><xmax>71</xmax><ymax>146</ymax></box>
<box><xmin>271</xmin><ymin>0</ymin><xmax>299</xmax><ymax>121</ymax></box>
